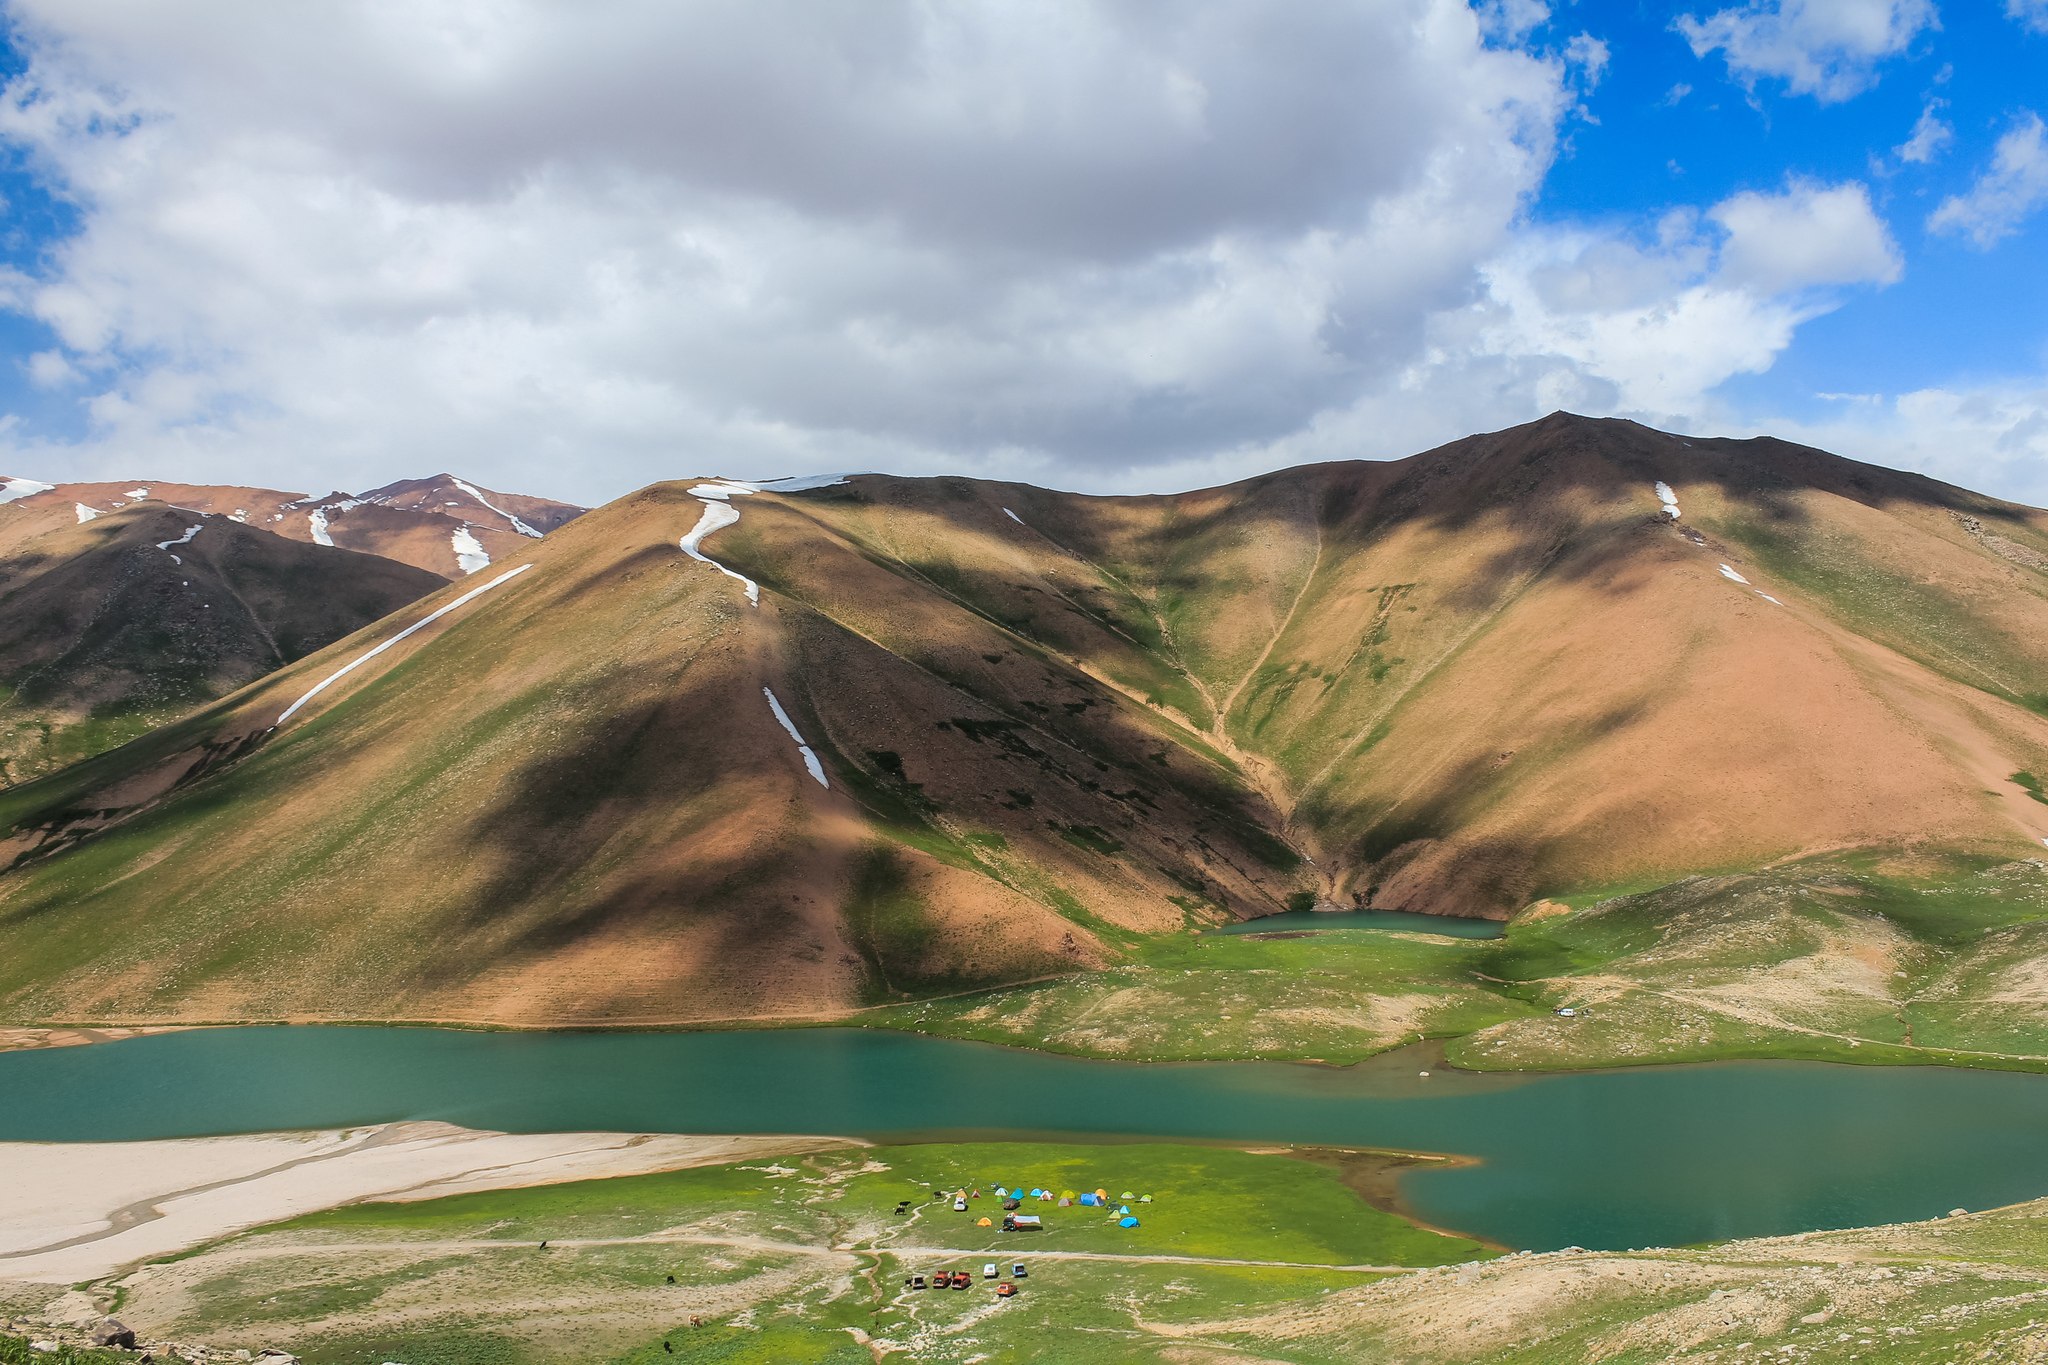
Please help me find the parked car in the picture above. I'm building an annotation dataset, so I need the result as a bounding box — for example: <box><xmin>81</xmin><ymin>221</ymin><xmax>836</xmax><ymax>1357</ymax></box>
<box><xmin>996</xmin><ymin>1282</ymin><xmax>1017</xmax><ymax>1298</ymax></box>
<box><xmin>950</xmin><ymin>1271</ymin><xmax>972</xmax><ymax>1289</ymax></box>
<box><xmin>982</xmin><ymin>1262</ymin><xmax>998</xmax><ymax>1279</ymax></box>
<box><xmin>1012</xmin><ymin>1262</ymin><xmax>1028</xmax><ymax>1278</ymax></box>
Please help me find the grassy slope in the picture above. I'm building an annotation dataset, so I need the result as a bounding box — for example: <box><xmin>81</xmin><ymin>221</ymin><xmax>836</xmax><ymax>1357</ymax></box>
<box><xmin>869</xmin><ymin>854</ymin><xmax>2048</xmax><ymax>1071</ymax></box>
<box><xmin>100</xmin><ymin>1142</ymin><xmax>1482</xmax><ymax>1365</ymax></box>
<box><xmin>58</xmin><ymin>1139</ymin><xmax>2048</xmax><ymax>1364</ymax></box>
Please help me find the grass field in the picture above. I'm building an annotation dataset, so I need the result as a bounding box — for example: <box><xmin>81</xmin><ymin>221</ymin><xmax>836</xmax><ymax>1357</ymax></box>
<box><xmin>84</xmin><ymin>1141</ymin><xmax>1482</xmax><ymax>1365</ymax></box>
<box><xmin>866</xmin><ymin>852</ymin><xmax>2048</xmax><ymax>1073</ymax></box>
<box><xmin>28</xmin><ymin>1133</ymin><xmax>2048</xmax><ymax>1363</ymax></box>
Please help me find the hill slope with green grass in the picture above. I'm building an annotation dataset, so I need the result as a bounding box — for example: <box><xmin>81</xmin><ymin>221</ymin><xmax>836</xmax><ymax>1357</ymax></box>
<box><xmin>6</xmin><ymin>413</ymin><xmax>2048</xmax><ymax>1028</ymax></box>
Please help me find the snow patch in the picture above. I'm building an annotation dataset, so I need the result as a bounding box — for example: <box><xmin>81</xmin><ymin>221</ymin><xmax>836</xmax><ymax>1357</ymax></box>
<box><xmin>1654</xmin><ymin>482</ymin><xmax>1680</xmax><ymax>519</ymax></box>
<box><xmin>155</xmin><ymin>523</ymin><xmax>201</xmax><ymax>556</ymax></box>
<box><xmin>1756</xmin><ymin>592</ymin><xmax>1783</xmax><ymax>605</ymax></box>
<box><xmin>125</xmin><ymin>487</ymin><xmax>148</xmax><ymax>499</ymax></box>
<box><xmin>680</xmin><ymin>485</ymin><xmax>761</xmax><ymax>605</ymax></box>
<box><xmin>451</xmin><ymin>527</ymin><xmax>491</xmax><ymax>574</ymax></box>
<box><xmin>1002</xmin><ymin>507</ymin><xmax>1025</xmax><ymax>526</ymax></box>
<box><xmin>0</xmin><ymin>477</ymin><xmax>54</xmax><ymax>504</ymax></box>
<box><xmin>763</xmin><ymin>686</ymin><xmax>829</xmax><ymax>788</ymax></box>
<box><xmin>74</xmin><ymin>503</ymin><xmax>100</xmax><ymax>523</ymax></box>
<box><xmin>450</xmin><ymin>477</ymin><xmax>543</xmax><ymax>538</ymax></box>
<box><xmin>307</xmin><ymin>508</ymin><xmax>334</xmax><ymax>546</ymax></box>
<box><xmin>1718</xmin><ymin>563</ymin><xmax>1749</xmax><ymax>584</ymax></box>
<box><xmin>277</xmin><ymin>564</ymin><xmax>534</xmax><ymax>725</ymax></box>
<box><xmin>757</xmin><ymin>472</ymin><xmax>860</xmax><ymax>492</ymax></box>
<box><xmin>230</xmin><ymin>508</ymin><xmax>248</xmax><ymax>523</ymax></box>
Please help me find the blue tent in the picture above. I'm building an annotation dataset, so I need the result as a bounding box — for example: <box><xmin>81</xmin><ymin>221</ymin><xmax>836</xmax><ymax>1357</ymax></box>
<box><xmin>1118</xmin><ymin>1216</ymin><xmax>1139</xmax><ymax>1228</ymax></box>
<box><xmin>1079</xmin><ymin>1192</ymin><xmax>1100</xmax><ymax>1206</ymax></box>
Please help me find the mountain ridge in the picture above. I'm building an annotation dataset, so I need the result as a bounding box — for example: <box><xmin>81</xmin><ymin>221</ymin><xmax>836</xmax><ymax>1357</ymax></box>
<box><xmin>2</xmin><ymin>413</ymin><xmax>2046</xmax><ymax>1025</ymax></box>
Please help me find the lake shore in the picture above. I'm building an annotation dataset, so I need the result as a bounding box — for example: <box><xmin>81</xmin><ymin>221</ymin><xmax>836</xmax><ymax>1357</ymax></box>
<box><xmin>0</xmin><ymin>1124</ymin><xmax>863</xmax><ymax>1284</ymax></box>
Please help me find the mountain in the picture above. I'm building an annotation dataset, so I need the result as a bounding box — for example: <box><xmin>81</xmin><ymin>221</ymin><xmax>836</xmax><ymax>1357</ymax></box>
<box><xmin>2</xmin><ymin>413</ymin><xmax>2047</xmax><ymax>1027</ymax></box>
<box><xmin>0</xmin><ymin>498</ymin><xmax>446</xmax><ymax>785</ymax></box>
<box><xmin>0</xmin><ymin>474</ymin><xmax>585</xmax><ymax>579</ymax></box>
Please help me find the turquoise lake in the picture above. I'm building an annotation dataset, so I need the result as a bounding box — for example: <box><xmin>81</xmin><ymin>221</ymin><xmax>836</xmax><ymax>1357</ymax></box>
<box><xmin>5</xmin><ymin>1025</ymin><xmax>2047</xmax><ymax>1253</ymax></box>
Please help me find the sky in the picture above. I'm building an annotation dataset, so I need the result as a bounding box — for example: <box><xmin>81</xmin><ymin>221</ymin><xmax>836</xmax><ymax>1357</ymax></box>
<box><xmin>0</xmin><ymin>0</ymin><xmax>2043</xmax><ymax>507</ymax></box>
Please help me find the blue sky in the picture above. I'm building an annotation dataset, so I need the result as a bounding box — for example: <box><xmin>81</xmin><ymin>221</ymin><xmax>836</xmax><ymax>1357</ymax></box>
<box><xmin>1530</xmin><ymin>0</ymin><xmax>2048</xmax><ymax>415</ymax></box>
<box><xmin>0</xmin><ymin>1</ymin><xmax>2043</xmax><ymax>505</ymax></box>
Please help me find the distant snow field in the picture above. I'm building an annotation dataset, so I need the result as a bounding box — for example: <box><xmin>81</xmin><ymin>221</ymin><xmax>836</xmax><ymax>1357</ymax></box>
<box><xmin>276</xmin><ymin>564</ymin><xmax>535</xmax><ymax>725</ymax></box>
<box><xmin>450</xmin><ymin>527</ymin><xmax>491</xmax><ymax>574</ymax></box>
<box><xmin>1654</xmin><ymin>482</ymin><xmax>1681</xmax><ymax>519</ymax></box>
<box><xmin>763</xmin><ymin>686</ymin><xmax>829</xmax><ymax>788</ymax></box>
<box><xmin>0</xmin><ymin>477</ymin><xmax>54</xmax><ymax>504</ymax></box>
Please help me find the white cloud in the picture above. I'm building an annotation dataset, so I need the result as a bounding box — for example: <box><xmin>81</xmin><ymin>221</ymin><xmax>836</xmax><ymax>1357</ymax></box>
<box><xmin>1711</xmin><ymin>180</ymin><xmax>1902</xmax><ymax>294</ymax></box>
<box><xmin>1929</xmin><ymin>113</ymin><xmax>2048</xmax><ymax>249</ymax></box>
<box><xmin>2010</xmin><ymin>0</ymin><xmax>2048</xmax><ymax>34</ymax></box>
<box><xmin>0</xmin><ymin>0</ymin><xmax>1581</xmax><ymax>499</ymax></box>
<box><xmin>1476</xmin><ymin>0</ymin><xmax>1551</xmax><ymax>44</ymax></box>
<box><xmin>1676</xmin><ymin>0</ymin><xmax>1937</xmax><ymax>103</ymax></box>
<box><xmin>1763</xmin><ymin>382</ymin><xmax>2048</xmax><ymax>507</ymax></box>
<box><xmin>1564</xmin><ymin>33</ymin><xmax>1612</xmax><ymax>91</ymax></box>
<box><xmin>1895</xmin><ymin>100</ymin><xmax>1952</xmax><ymax>165</ymax></box>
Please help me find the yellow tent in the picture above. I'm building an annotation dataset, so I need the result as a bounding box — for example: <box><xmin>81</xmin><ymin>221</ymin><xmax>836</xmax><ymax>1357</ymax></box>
<box><xmin>976</xmin><ymin>1217</ymin><xmax>993</xmax><ymax>1227</ymax></box>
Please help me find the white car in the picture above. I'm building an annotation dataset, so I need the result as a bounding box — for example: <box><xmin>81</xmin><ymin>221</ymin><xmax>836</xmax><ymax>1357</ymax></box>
<box><xmin>982</xmin><ymin>1262</ymin><xmax>998</xmax><ymax>1279</ymax></box>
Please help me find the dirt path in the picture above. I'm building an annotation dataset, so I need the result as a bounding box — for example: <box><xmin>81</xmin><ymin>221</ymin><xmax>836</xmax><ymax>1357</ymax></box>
<box><xmin>127</xmin><ymin>1229</ymin><xmax>1425</xmax><ymax>1277</ymax></box>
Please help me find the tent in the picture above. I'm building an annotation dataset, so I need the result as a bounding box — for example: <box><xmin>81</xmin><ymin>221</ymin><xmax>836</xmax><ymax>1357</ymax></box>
<box><xmin>995</xmin><ymin>1187</ymin><xmax>1008</xmax><ymax>1198</ymax></box>
<box><xmin>1116</xmin><ymin>1205</ymin><xmax>1130</xmax><ymax>1215</ymax></box>
<box><xmin>976</xmin><ymin>1217</ymin><xmax>993</xmax><ymax>1227</ymax></box>
<box><xmin>1120</xmin><ymin>1191</ymin><xmax>1135</xmax><ymax>1201</ymax></box>
<box><xmin>1118</xmin><ymin>1216</ymin><xmax>1139</xmax><ymax>1228</ymax></box>
<box><xmin>1139</xmin><ymin>1195</ymin><xmax>1153</xmax><ymax>1203</ymax></box>
<box><xmin>1060</xmin><ymin>1190</ymin><xmax>1077</xmax><ymax>1200</ymax></box>
<box><xmin>1094</xmin><ymin>1188</ymin><xmax>1108</xmax><ymax>1199</ymax></box>
<box><xmin>1057</xmin><ymin>1197</ymin><xmax>1072</xmax><ymax>1207</ymax></box>
<box><xmin>1079</xmin><ymin>1193</ymin><xmax>1100</xmax><ymax>1207</ymax></box>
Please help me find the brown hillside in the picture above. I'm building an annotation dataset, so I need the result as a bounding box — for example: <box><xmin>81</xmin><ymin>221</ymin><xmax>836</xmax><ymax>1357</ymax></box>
<box><xmin>0</xmin><ymin>475</ymin><xmax>585</xmax><ymax>579</ymax></box>
<box><xmin>2</xmin><ymin>415</ymin><xmax>2047</xmax><ymax>1025</ymax></box>
<box><xmin>0</xmin><ymin>500</ymin><xmax>446</xmax><ymax>785</ymax></box>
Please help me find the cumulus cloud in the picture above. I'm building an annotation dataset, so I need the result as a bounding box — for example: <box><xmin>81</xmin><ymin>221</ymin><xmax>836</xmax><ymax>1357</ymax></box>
<box><xmin>1929</xmin><ymin>113</ymin><xmax>2048</xmax><ymax>248</ymax></box>
<box><xmin>1766</xmin><ymin>382</ymin><xmax>2048</xmax><ymax>507</ymax></box>
<box><xmin>0</xmin><ymin>0</ymin><xmax>1583</xmax><ymax>498</ymax></box>
<box><xmin>2010</xmin><ymin>0</ymin><xmax>2048</xmax><ymax>34</ymax></box>
<box><xmin>0</xmin><ymin>0</ymin><xmax>1923</xmax><ymax>503</ymax></box>
<box><xmin>1676</xmin><ymin>0</ymin><xmax>1937</xmax><ymax>103</ymax></box>
<box><xmin>1895</xmin><ymin>100</ymin><xmax>1953</xmax><ymax>165</ymax></box>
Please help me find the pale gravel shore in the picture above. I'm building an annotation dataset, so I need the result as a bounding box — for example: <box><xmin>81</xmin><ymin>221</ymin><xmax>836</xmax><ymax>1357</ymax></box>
<box><xmin>0</xmin><ymin>1122</ymin><xmax>860</xmax><ymax>1284</ymax></box>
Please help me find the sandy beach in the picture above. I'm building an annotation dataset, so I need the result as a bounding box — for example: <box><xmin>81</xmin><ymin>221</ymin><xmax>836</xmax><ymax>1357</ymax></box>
<box><xmin>0</xmin><ymin>1123</ymin><xmax>858</xmax><ymax>1284</ymax></box>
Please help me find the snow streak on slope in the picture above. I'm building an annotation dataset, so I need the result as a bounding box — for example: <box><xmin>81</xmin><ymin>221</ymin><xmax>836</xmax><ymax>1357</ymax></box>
<box><xmin>276</xmin><ymin>564</ymin><xmax>534</xmax><ymax>725</ymax></box>
<box><xmin>307</xmin><ymin>509</ymin><xmax>334</xmax><ymax>546</ymax></box>
<box><xmin>0</xmin><ymin>477</ymin><xmax>53</xmax><ymax>504</ymax></box>
<box><xmin>74</xmin><ymin>504</ymin><xmax>99</xmax><ymax>523</ymax></box>
<box><xmin>156</xmin><ymin>522</ymin><xmax>203</xmax><ymax>564</ymax></box>
<box><xmin>1719</xmin><ymin>564</ymin><xmax>1750</xmax><ymax>584</ymax></box>
<box><xmin>763</xmin><ymin>686</ymin><xmax>829</xmax><ymax>788</ymax></box>
<box><xmin>451</xmin><ymin>477</ymin><xmax>543</xmax><ymax>538</ymax></box>
<box><xmin>1003</xmin><ymin>507</ymin><xmax>1026</xmax><ymax>525</ymax></box>
<box><xmin>451</xmin><ymin>527</ymin><xmax>491</xmax><ymax>574</ymax></box>
<box><xmin>1655</xmin><ymin>482</ymin><xmax>1681</xmax><ymax>519</ymax></box>
<box><xmin>125</xmin><ymin>487</ymin><xmax>148</xmax><ymax>499</ymax></box>
<box><xmin>680</xmin><ymin>483</ymin><xmax>760</xmax><ymax>606</ymax></box>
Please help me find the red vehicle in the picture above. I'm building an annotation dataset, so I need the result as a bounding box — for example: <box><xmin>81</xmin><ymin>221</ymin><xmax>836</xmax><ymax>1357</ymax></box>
<box><xmin>950</xmin><ymin>1271</ymin><xmax>972</xmax><ymax>1289</ymax></box>
<box><xmin>996</xmin><ymin>1282</ymin><xmax>1018</xmax><ymax>1298</ymax></box>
